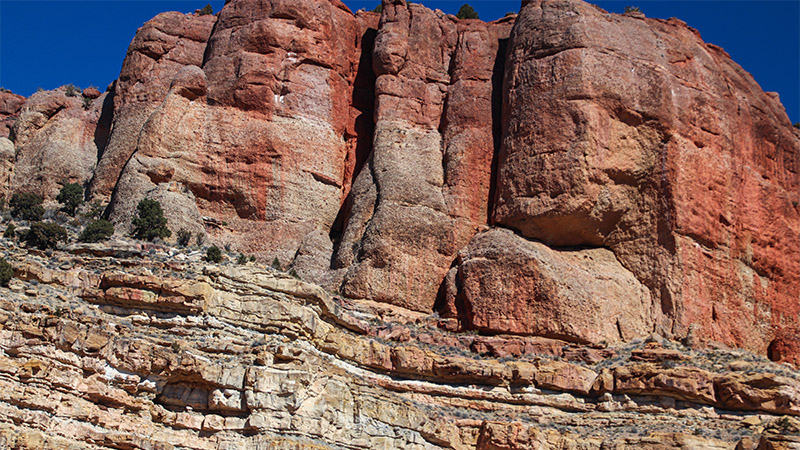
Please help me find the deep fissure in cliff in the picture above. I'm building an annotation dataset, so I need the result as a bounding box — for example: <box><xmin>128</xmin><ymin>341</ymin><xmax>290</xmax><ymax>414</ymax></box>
<box><xmin>329</xmin><ymin>27</ymin><xmax>378</xmax><ymax>246</ymax></box>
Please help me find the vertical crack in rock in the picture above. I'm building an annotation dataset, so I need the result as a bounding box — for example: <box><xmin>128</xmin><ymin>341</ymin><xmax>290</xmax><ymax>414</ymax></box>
<box><xmin>487</xmin><ymin>37</ymin><xmax>508</xmax><ymax>224</ymax></box>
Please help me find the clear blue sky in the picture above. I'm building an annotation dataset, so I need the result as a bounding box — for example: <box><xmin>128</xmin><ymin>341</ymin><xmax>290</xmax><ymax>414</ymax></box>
<box><xmin>1</xmin><ymin>1</ymin><xmax>798</xmax><ymax>123</ymax></box>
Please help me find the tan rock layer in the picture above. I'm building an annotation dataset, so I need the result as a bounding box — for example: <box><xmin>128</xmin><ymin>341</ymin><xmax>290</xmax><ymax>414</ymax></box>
<box><xmin>0</xmin><ymin>241</ymin><xmax>797</xmax><ymax>449</ymax></box>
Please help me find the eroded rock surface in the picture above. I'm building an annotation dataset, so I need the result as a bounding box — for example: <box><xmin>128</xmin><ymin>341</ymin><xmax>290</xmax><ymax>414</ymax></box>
<box><xmin>0</xmin><ymin>90</ymin><xmax>25</xmax><ymax>139</ymax></box>
<box><xmin>0</xmin><ymin>0</ymin><xmax>797</xmax><ymax>368</ymax></box>
<box><xmin>483</xmin><ymin>0</ymin><xmax>800</xmax><ymax>356</ymax></box>
<box><xmin>333</xmin><ymin>2</ymin><xmax>514</xmax><ymax>310</ymax></box>
<box><xmin>89</xmin><ymin>11</ymin><xmax>217</xmax><ymax>201</ymax></box>
<box><xmin>0</xmin><ymin>237</ymin><xmax>798</xmax><ymax>449</ymax></box>
<box><xmin>10</xmin><ymin>87</ymin><xmax>110</xmax><ymax>200</ymax></box>
<box><xmin>445</xmin><ymin>228</ymin><xmax>652</xmax><ymax>344</ymax></box>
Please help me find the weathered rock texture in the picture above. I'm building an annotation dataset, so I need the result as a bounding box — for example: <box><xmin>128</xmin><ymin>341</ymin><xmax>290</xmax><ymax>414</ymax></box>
<box><xmin>484</xmin><ymin>0</ymin><xmax>800</xmax><ymax>358</ymax></box>
<box><xmin>0</xmin><ymin>238</ymin><xmax>798</xmax><ymax>449</ymax></box>
<box><xmin>333</xmin><ymin>3</ymin><xmax>514</xmax><ymax>310</ymax></box>
<box><xmin>9</xmin><ymin>86</ymin><xmax>111</xmax><ymax>201</ymax></box>
<box><xmin>0</xmin><ymin>90</ymin><xmax>25</xmax><ymax>139</ymax></box>
<box><xmin>0</xmin><ymin>0</ymin><xmax>798</xmax><ymax>368</ymax></box>
<box><xmin>444</xmin><ymin>228</ymin><xmax>652</xmax><ymax>343</ymax></box>
<box><xmin>89</xmin><ymin>11</ymin><xmax>217</xmax><ymax>201</ymax></box>
<box><xmin>105</xmin><ymin>1</ymin><xmax>379</xmax><ymax>275</ymax></box>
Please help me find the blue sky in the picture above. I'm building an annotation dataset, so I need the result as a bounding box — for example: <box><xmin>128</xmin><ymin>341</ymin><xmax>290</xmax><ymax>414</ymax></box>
<box><xmin>0</xmin><ymin>0</ymin><xmax>798</xmax><ymax>122</ymax></box>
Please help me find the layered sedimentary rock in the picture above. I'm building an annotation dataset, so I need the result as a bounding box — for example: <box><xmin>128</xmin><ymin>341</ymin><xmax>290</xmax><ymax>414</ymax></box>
<box><xmin>0</xmin><ymin>238</ymin><xmax>798</xmax><ymax>449</ymax></box>
<box><xmin>9</xmin><ymin>87</ymin><xmax>112</xmax><ymax>201</ymax></box>
<box><xmin>466</xmin><ymin>0</ymin><xmax>800</xmax><ymax>357</ymax></box>
<box><xmin>333</xmin><ymin>2</ymin><xmax>514</xmax><ymax>310</ymax></box>
<box><xmin>89</xmin><ymin>11</ymin><xmax>217</xmax><ymax>201</ymax></box>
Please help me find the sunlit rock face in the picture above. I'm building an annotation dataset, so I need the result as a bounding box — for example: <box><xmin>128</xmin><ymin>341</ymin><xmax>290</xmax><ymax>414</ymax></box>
<box><xmin>2</xmin><ymin>0</ymin><xmax>799</xmax><ymax>366</ymax></box>
<box><xmin>484</xmin><ymin>0</ymin><xmax>800</xmax><ymax>356</ymax></box>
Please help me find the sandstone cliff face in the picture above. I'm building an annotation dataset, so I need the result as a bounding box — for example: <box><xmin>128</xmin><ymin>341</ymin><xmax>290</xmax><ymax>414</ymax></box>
<box><xmin>105</xmin><ymin>0</ymin><xmax>375</xmax><ymax>276</ymax></box>
<box><xmin>89</xmin><ymin>11</ymin><xmax>217</xmax><ymax>201</ymax></box>
<box><xmin>0</xmin><ymin>238</ymin><xmax>798</xmax><ymax>449</ymax></box>
<box><xmin>476</xmin><ymin>0</ymin><xmax>800</xmax><ymax>357</ymax></box>
<box><xmin>9</xmin><ymin>87</ymin><xmax>111</xmax><ymax>201</ymax></box>
<box><xmin>333</xmin><ymin>2</ymin><xmax>514</xmax><ymax>310</ymax></box>
<box><xmin>1</xmin><ymin>0</ymin><xmax>798</xmax><ymax>367</ymax></box>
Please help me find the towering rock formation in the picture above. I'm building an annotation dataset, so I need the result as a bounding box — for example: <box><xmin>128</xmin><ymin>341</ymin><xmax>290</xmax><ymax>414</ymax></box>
<box><xmin>333</xmin><ymin>2</ymin><xmax>515</xmax><ymax>310</ymax></box>
<box><xmin>104</xmin><ymin>0</ymin><xmax>377</xmax><ymax>277</ymax></box>
<box><xmin>89</xmin><ymin>12</ymin><xmax>217</xmax><ymax>201</ymax></box>
<box><xmin>1</xmin><ymin>0</ymin><xmax>798</xmax><ymax>365</ymax></box>
<box><xmin>9</xmin><ymin>86</ymin><xmax>111</xmax><ymax>201</ymax></box>
<box><xmin>449</xmin><ymin>0</ymin><xmax>800</xmax><ymax>357</ymax></box>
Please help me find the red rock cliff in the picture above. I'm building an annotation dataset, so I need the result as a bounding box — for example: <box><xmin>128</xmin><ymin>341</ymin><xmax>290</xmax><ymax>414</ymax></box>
<box><xmin>2</xmin><ymin>0</ymin><xmax>798</xmax><ymax>364</ymax></box>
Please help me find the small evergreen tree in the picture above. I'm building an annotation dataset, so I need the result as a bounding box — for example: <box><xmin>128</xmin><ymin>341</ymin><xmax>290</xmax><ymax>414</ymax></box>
<box><xmin>456</xmin><ymin>4</ymin><xmax>479</xmax><ymax>19</ymax></box>
<box><xmin>10</xmin><ymin>192</ymin><xmax>44</xmax><ymax>221</ymax></box>
<box><xmin>24</xmin><ymin>222</ymin><xmax>67</xmax><ymax>250</ymax></box>
<box><xmin>56</xmin><ymin>183</ymin><xmax>84</xmax><ymax>216</ymax></box>
<box><xmin>237</xmin><ymin>253</ymin><xmax>248</xmax><ymax>265</ymax></box>
<box><xmin>177</xmin><ymin>229</ymin><xmax>192</xmax><ymax>247</ymax></box>
<box><xmin>64</xmin><ymin>84</ymin><xmax>79</xmax><ymax>97</ymax></box>
<box><xmin>79</xmin><ymin>219</ymin><xmax>115</xmax><ymax>243</ymax></box>
<box><xmin>199</xmin><ymin>4</ymin><xmax>213</xmax><ymax>15</ymax></box>
<box><xmin>131</xmin><ymin>199</ymin><xmax>171</xmax><ymax>241</ymax></box>
<box><xmin>624</xmin><ymin>5</ymin><xmax>641</xmax><ymax>13</ymax></box>
<box><xmin>3</xmin><ymin>223</ymin><xmax>15</xmax><ymax>240</ymax></box>
<box><xmin>0</xmin><ymin>258</ymin><xmax>12</xmax><ymax>287</ymax></box>
<box><xmin>271</xmin><ymin>257</ymin><xmax>281</xmax><ymax>270</ymax></box>
<box><xmin>206</xmin><ymin>245</ymin><xmax>222</xmax><ymax>263</ymax></box>
<box><xmin>372</xmin><ymin>4</ymin><xmax>383</xmax><ymax>13</ymax></box>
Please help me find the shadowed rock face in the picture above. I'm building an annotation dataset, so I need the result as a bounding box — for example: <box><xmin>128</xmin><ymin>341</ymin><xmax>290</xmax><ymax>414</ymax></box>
<box><xmin>2</xmin><ymin>0</ymin><xmax>799</xmax><ymax>365</ymax></box>
<box><xmin>0</xmin><ymin>91</ymin><xmax>25</xmax><ymax>139</ymax></box>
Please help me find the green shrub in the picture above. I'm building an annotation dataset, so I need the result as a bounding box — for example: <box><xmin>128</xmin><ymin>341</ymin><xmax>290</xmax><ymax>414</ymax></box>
<box><xmin>249</xmin><ymin>255</ymin><xmax>256</xmax><ymax>262</ymax></box>
<box><xmin>237</xmin><ymin>253</ymin><xmax>248</xmax><ymax>264</ymax></box>
<box><xmin>456</xmin><ymin>4</ymin><xmax>479</xmax><ymax>19</ymax></box>
<box><xmin>0</xmin><ymin>258</ymin><xmax>12</xmax><ymax>287</ymax></box>
<box><xmin>206</xmin><ymin>245</ymin><xmax>222</xmax><ymax>263</ymax></box>
<box><xmin>10</xmin><ymin>192</ymin><xmax>44</xmax><ymax>221</ymax></box>
<box><xmin>372</xmin><ymin>4</ymin><xmax>382</xmax><ymax>13</ymax></box>
<box><xmin>624</xmin><ymin>5</ymin><xmax>641</xmax><ymax>13</ymax></box>
<box><xmin>82</xmin><ymin>96</ymin><xmax>93</xmax><ymax>110</ymax></box>
<box><xmin>56</xmin><ymin>183</ymin><xmax>84</xmax><ymax>216</ymax></box>
<box><xmin>794</xmin><ymin>122</ymin><xmax>800</xmax><ymax>129</ymax></box>
<box><xmin>24</xmin><ymin>221</ymin><xmax>67</xmax><ymax>250</ymax></box>
<box><xmin>271</xmin><ymin>257</ymin><xmax>281</xmax><ymax>270</ymax></box>
<box><xmin>131</xmin><ymin>199</ymin><xmax>171</xmax><ymax>241</ymax></box>
<box><xmin>196</xmin><ymin>233</ymin><xmax>205</xmax><ymax>246</ymax></box>
<box><xmin>65</xmin><ymin>84</ymin><xmax>79</xmax><ymax>97</ymax></box>
<box><xmin>199</xmin><ymin>4</ymin><xmax>213</xmax><ymax>15</ymax></box>
<box><xmin>3</xmin><ymin>223</ymin><xmax>14</xmax><ymax>240</ymax></box>
<box><xmin>83</xmin><ymin>200</ymin><xmax>105</xmax><ymax>219</ymax></box>
<box><xmin>79</xmin><ymin>219</ymin><xmax>114</xmax><ymax>243</ymax></box>
<box><xmin>177</xmin><ymin>229</ymin><xmax>192</xmax><ymax>247</ymax></box>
